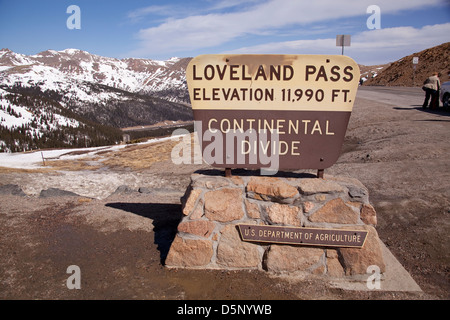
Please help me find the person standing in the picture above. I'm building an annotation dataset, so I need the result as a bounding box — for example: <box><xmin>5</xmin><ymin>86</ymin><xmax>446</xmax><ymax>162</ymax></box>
<box><xmin>422</xmin><ymin>72</ymin><xmax>441</xmax><ymax>109</ymax></box>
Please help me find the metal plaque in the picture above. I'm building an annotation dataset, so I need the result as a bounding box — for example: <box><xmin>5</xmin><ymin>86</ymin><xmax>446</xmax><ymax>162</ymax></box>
<box><xmin>186</xmin><ymin>54</ymin><xmax>360</xmax><ymax>170</ymax></box>
<box><xmin>237</xmin><ymin>224</ymin><xmax>368</xmax><ymax>248</ymax></box>
<box><xmin>336</xmin><ymin>35</ymin><xmax>351</xmax><ymax>47</ymax></box>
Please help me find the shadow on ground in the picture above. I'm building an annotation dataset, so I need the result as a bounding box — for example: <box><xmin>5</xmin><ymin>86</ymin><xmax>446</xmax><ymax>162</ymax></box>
<box><xmin>195</xmin><ymin>168</ymin><xmax>318</xmax><ymax>178</ymax></box>
<box><xmin>391</xmin><ymin>105</ymin><xmax>450</xmax><ymax>118</ymax></box>
<box><xmin>105</xmin><ymin>202</ymin><xmax>182</xmax><ymax>264</ymax></box>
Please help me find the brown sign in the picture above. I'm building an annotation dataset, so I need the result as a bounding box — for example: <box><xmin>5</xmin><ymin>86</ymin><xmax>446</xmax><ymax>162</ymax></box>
<box><xmin>237</xmin><ymin>224</ymin><xmax>367</xmax><ymax>248</ymax></box>
<box><xmin>186</xmin><ymin>54</ymin><xmax>360</xmax><ymax>171</ymax></box>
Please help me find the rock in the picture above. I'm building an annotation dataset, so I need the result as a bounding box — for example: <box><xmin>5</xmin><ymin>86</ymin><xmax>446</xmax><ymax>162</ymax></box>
<box><xmin>229</xmin><ymin>176</ymin><xmax>244</xmax><ymax>186</ymax></box>
<box><xmin>266</xmin><ymin>203</ymin><xmax>301</xmax><ymax>226</ymax></box>
<box><xmin>177</xmin><ymin>220</ymin><xmax>215</xmax><ymax>238</ymax></box>
<box><xmin>315</xmin><ymin>194</ymin><xmax>327</xmax><ymax>202</ymax></box>
<box><xmin>294</xmin><ymin>178</ymin><xmax>346</xmax><ymax>195</ymax></box>
<box><xmin>326</xmin><ymin>249</ymin><xmax>345</xmax><ymax>277</ymax></box>
<box><xmin>347</xmin><ymin>185</ymin><xmax>368</xmax><ymax>200</ymax></box>
<box><xmin>190</xmin><ymin>199</ymin><xmax>204</xmax><ymax>220</ymax></box>
<box><xmin>0</xmin><ymin>184</ymin><xmax>26</xmax><ymax>196</ymax></box>
<box><xmin>138</xmin><ymin>187</ymin><xmax>151</xmax><ymax>194</ymax></box>
<box><xmin>329</xmin><ymin>176</ymin><xmax>369</xmax><ymax>202</ymax></box>
<box><xmin>264</xmin><ymin>245</ymin><xmax>324</xmax><ymax>273</ymax></box>
<box><xmin>309</xmin><ymin>198</ymin><xmax>359</xmax><ymax>224</ymax></box>
<box><xmin>338</xmin><ymin>225</ymin><xmax>386</xmax><ymax>275</ymax></box>
<box><xmin>311</xmin><ymin>263</ymin><xmax>326</xmax><ymax>275</ymax></box>
<box><xmin>165</xmin><ymin>236</ymin><xmax>213</xmax><ymax>267</ymax></box>
<box><xmin>181</xmin><ymin>187</ymin><xmax>202</xmax><ymax>216</ymax></box>
<box><xmin>192</xmin><ymin>175</ymin><xmax>230</xmax><ymax>189</ymax></box>
<box><xmin>303</xmin><ymin>201</ymin><xmax>315</xmax><ymax>213</ymax></box>
<box><xmin>39</xmin><ymin>188</ymin><xmax>80</xmax><ymax>198</ymax></box>
<box><xmin>216</xmin><ymin>224</ymin><xmax>261</xmax><ymax>268</ymax></box>
<box><xmin>247</xmin><ymin>177</ymin><xmax>298</xmax><ymax>202</ymax></box>
<box><xmin>112</xmin><ymin>185</ymin><xmax>135</xmax><ymax>195</ymax></box>
<box><xmin>204</xmin><ymin>188</ymin><xmax>244</xmax><ymax>222</ymax></box>
<box><xmin>361</xmin><ymin>204</ymin><xmax>377</xmax><ymax>226</ymax></box>
<box><xmin>245</xmin><ymin>199</ymin><xmax>260</xmax><ymax>219</ymax></box>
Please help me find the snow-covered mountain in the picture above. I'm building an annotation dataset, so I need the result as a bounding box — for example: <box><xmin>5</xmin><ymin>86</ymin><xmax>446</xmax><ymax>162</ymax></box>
<box><xmin>0</xmin><ymin>48</ymin><xmax>193</xmax><ymax>152</ymax></box>
<box><xmin>0</xmin><ymin>48</ymin><xmax>191</xmax><ymax>103</ymax></box>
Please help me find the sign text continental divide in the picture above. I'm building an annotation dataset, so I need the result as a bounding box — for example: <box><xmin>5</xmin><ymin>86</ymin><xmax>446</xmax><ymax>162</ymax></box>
<box><xmin>186</xmin><ymin>54</ymin><xmax>360</xmax><ymax>170</ymax></box>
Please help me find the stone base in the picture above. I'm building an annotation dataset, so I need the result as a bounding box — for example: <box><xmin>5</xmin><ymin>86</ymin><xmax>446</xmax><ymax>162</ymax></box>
<box><xmin>166</xmin><ymin>173</ymin><xmax>385</xmax><ymax>279</ymax></box>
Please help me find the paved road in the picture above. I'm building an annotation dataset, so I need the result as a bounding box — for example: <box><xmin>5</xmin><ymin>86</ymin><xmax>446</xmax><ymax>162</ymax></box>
<box><xmin>122</xmin><ymin>122</ymin><xmax>193</xmax><ymax>133</ymax></box>
<box><xmin>357</xmin><ymin>86</ymin><xmax>425</xmax><ymax>107</ymax></box>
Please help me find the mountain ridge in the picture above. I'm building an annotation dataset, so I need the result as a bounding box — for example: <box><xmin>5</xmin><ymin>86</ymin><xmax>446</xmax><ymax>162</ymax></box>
<box><xmin>0</xmin><ymin>47</ymin><xmax>192</xmax><ymax>103</ymax></box>
<box><xmin>0</xmin><ymin>48</ymin><xmax>193</xmax><ymax>152</ymax></box>
<box><xmin>363</xmin><ymin>42</ymin><xmax>450</xmax><ymax>86</ymax></box>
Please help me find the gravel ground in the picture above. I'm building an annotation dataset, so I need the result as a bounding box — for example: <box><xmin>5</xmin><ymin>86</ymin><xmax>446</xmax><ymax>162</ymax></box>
<box><xmin>0</xmin><ymin>86</ymin><xmax>448</xmax><ymax>300</ymax></box>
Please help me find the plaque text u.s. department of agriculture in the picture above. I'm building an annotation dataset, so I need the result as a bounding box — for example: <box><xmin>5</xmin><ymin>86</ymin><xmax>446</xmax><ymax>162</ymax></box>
<box><xmin>237</xmin><ymin>224</ymin><xmax>367</xmax><ymax>248</ymax></box>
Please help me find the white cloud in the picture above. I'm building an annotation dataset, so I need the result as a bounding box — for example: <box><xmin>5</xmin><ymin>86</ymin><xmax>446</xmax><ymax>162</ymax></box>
<box><xmin>225</xmin><ymin>23</ymin><xmax>450</xmax><ymax>65</ymax></box>
<box><xmin>127</xmin><ymin>5</ymin><xmax>173</xmax><ymax>20</ymax></box>
<box><xmin>206</xmin><ymin>0</ymin><xmax>262</xmax><ymax>11</ymax></box>
<box><xmin>126</xmin><ymin>0</ymin><xmax>446</xmax><ymax>60</ymax></box>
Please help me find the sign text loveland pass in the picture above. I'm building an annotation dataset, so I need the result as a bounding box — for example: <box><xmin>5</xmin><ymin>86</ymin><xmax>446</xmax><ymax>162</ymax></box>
<box><xmin>186</xmin><ymin>54</ymin><xmax>360</xmax><ymax>171</ymax></box>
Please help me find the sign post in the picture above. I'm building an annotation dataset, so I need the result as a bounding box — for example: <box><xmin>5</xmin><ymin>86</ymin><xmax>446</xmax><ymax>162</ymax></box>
<box><xmin>186</xmin><ymin>54</ymin><xmax>360</xmax><ymax>176</ymax></box>
<box><xmin>336</xmin><ymin>35</ymin><xmax>351</xmax><ymax>55</ymax></box>
<box><xmin>412</xmin><ymin>56</ymin><xmax>419</xmax><ymax>86</ymax></box>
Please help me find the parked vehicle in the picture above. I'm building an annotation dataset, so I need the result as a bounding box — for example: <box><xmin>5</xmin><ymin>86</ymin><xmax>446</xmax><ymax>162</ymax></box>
<box><xmin>440</xmin><ymin>81</ymin><xmax>450</xmax><ymax>108</ymax></box>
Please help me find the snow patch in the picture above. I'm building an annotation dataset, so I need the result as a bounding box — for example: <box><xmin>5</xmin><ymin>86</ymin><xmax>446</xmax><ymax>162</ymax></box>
<box><xmin>0</xmin><ymin>134</ymin><xmax>183</xmax><ymax>168</ymax></box>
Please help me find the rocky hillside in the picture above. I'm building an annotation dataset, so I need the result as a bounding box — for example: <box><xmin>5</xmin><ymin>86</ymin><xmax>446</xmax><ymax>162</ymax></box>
<box><xmin>364</xmin><ymin>42</ymin><xmax>450</xmax><ymax>86</ymax></box>
<box><xmin>358</xmin><ymin>63</ymin><xmax>391</xmax><ymax>83</ymax></box>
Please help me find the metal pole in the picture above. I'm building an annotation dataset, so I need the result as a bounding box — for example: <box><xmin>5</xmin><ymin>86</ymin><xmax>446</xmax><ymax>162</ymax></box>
<box><xmin>317</xmin><ymin>169</ymin><xmax>324</xmax><ymax>179</ymax></box>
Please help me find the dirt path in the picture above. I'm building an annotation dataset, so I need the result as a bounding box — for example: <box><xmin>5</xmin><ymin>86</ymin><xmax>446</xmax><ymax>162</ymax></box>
<box><xmin>0</xmin><ymin>87</ymin><xmax>448</xmax><ymax>300</ymax></box>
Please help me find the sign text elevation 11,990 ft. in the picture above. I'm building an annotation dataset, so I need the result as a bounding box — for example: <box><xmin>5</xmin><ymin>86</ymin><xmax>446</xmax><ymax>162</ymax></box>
<box><xmin>186</xmin><ymin>54</ymin><xmax>360</xmax><ymax>171</ymax></box>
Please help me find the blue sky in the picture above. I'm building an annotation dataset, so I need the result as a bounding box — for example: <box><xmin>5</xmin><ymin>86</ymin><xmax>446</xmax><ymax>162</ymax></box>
<box><xmin>0</xmin><ymin>0</ymin><xmax>449</xmax><ymax>65</ymax></box>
